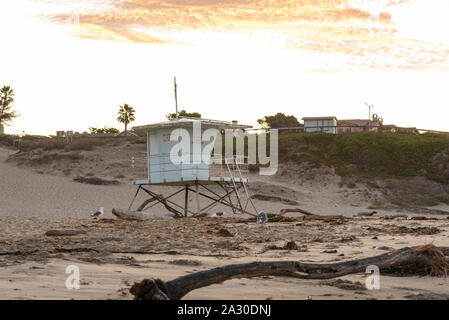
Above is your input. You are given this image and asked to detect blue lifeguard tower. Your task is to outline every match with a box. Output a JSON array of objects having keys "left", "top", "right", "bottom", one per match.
[
  {"left": 125, "top": 78, "right": 258, "bottom": 218},
  {"left": 127, "top": 118, "right": 258, "bottom": 218}
]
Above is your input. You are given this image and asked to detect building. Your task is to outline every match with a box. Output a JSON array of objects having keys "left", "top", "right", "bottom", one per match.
[
  {"left": 379, "top": 124, "right": 397, "bottom": 133},
  {"left": 337, "top": 114, "right": 383, "bottom": 133},
  {"left": 123, "top": 117, "right": 259, "bottom": 217},
  {"left": 302, "top": 117, "right": 337, "bottom": 134},
  {"left": 396, "top": 126, "right": 419, "bottom": 134}
]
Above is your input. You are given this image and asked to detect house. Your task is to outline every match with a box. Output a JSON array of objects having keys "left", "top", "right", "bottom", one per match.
[
  {"left": 379, "top": 124, "right": 397, "bottom": 133},
  {"left": 337, "top": 115, "right": 383, "bottom": 133},
  {"left": 396, "top": 126, "right": 419, "bottom": 134},
  {"left": 302, "top": 117, "right": 337, "bottom": 134}
]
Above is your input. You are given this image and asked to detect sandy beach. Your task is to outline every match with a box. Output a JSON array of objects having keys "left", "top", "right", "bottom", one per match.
[
  {"left": 1, "top": 215, "right": 449, "bottom": 300},
  {"left": 1, "top": 145, "right": 449, "bottom": 300}
]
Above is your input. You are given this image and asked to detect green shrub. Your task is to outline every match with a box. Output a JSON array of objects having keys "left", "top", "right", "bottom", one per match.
[{"left": 277, "top": 132, "right": 449, "bottom": 183}]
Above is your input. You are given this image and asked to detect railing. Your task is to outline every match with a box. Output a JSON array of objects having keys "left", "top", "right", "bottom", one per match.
[
  {"left": 124, "top": 153, "right": 250, "bottom": 182},
  {"left": 210, "top": 155, "right": 249, "bottom": 178}
]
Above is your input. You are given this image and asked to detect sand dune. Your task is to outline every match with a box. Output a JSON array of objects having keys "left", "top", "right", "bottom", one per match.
[
  {"left": 0, "top": 147, "right": 136, "bottom": 219},
  {"left": 2, "top": 145, "right": 448, "bottom": 220}
]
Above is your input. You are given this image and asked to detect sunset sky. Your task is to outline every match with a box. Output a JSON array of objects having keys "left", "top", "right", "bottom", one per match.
[{"left": 0, "top": 0, "right": 448, "bottom": 134}]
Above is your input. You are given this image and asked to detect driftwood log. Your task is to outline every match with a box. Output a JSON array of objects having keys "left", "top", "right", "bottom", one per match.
[
  {"left": 112, "top": 208, "right": 153, "bottom": 221},
  {"left": 45, "top": 230, "right": 87, "bottom": 237},
  {"left": 278, "top": 208, "right": 316, "bottom": 216},
  {"left": 130, "top": 244, "right": 449, "bottom": 300},
  {"left": 277, "top": 208, "right": 345, "bottom": 221}
]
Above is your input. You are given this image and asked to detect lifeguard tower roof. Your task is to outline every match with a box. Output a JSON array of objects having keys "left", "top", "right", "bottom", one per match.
[{"left": 133, "top": 117, "right": 252, "bottom": 131}]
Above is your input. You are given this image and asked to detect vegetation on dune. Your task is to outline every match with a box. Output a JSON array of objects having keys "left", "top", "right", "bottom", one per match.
[
  {"left": 88, "top": 126, "right": 120, "bottom": 134},
  {"left": 0, "top": 86, "right": 19, "bottom": 126},
  {"left": 277, "top": 131, "right": 449, "bottom": 183},
  {"left": 0, "top": 134, "right": 145, "bottom": 151},
  {"left": 1, "top": 130, "right": 448, "bottom": 186},
  {"left": 257, "top": 112, "right": 302, "bottom": 129},
  {"left": 166, "top": 110, "right": 202, "bottom": 120}
]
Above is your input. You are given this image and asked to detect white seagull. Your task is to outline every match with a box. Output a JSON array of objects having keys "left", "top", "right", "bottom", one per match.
[
  {"left": 211, "top": 212, "right": 224, "bottom": 217},
  {"left": 91, "top": 207, "right": 104, "bottom": 219}
]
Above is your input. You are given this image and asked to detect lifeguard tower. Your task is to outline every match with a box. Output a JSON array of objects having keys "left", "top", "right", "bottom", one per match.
[{"left": 126, "top": 79, "right": 258, "bottom": 218}]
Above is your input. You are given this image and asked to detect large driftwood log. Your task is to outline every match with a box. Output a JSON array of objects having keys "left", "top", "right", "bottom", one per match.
[
  {"left": 45, "top": 230, "right": 87, "bottom": 237},
  {"left": 278, "top": 208, "right": 316, "bottom": 216},
  {"left": 130, "top": 244, "right": 449, "bottom": 300},
  {"left": 112, "top": 208, "right": 153, "bottom": 221},
  {"left": 277, "top": 208, "right": 345, "bottom": 221}
]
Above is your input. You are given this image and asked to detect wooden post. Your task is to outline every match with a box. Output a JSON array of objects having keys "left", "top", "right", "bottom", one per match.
[
  {"left": 184, "top": 186, "right": 189, "bottom": 217},
  {"left": 195, "top": 182, "right": 200, "bottom": 215}
]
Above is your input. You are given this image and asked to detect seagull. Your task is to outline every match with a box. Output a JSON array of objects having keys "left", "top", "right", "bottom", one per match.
[
  {"left": 211, "top": 212, "right": 224, "bottom": 217},
  {"left": 257, "top": 211, "right": 268, "bottom": 224},
  {"left": 91, "top": 207, "right": 104, "bottom": 219}
]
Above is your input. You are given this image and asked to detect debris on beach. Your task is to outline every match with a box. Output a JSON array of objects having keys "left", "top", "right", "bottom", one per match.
[
  {"left": 129, "top": 244, "right": 449, "bottom": 300},
  {"left": 45, "top": 229, "right": 87, "bottom": 237}
]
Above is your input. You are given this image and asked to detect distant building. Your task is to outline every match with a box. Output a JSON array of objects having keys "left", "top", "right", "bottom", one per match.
[
  {"left": 337, "top": 114, "right": 383, "bottom": 133},
  {"left": 301, "top": 114, "right": 405, "bottom": 135},
  {"left": 302, "top": 117, "right": 337, "bottom": 134},
  {"left": 379, "top": 124, "right": 397, "bottom": 133},
  {"left": 396, "top": 126, "right": 419, "bottom": 134}
]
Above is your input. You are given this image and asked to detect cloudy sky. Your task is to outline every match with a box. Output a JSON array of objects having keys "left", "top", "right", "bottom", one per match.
[{"left": 0, "top": 0, "right": 448, "bottom": 134}]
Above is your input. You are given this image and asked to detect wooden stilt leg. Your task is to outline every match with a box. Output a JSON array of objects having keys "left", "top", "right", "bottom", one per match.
[
  {"left": 224, "top": 182, "right": 237, "bottom": 214},
  {"left": 128, "top": 185, "right": 142, "bottom": 210},
  {"left": 195, "top": 182, "right": 200, "bottom": 215},
  {"left": 184, "top": 186, "right": 189, "bottom": 217}
]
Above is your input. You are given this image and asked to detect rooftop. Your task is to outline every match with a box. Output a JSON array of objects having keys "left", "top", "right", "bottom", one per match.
[
  {"left": 134, "top": 117, "right": 252, "bottom": 131},
  {"left": 302, "top": 116, "right": 337, "bottom": 120}
]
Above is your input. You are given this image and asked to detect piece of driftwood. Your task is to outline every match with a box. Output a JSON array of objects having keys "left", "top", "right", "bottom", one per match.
[
  {"left": 130, "top": 244, "right": 449, "bottom": 300},
  {"left": 356, "top": 211, "right": 378, "bottom": 217},
  {"left": 45, "top": 230, "right": 87, "bottom": 237},
  {"left": 278, "top": 208, "right": 315, "bottom": 216},
  {"left": 277, "top": 208, "right": 345, "bottom": 221},
  {"left": 112, "top": 208, "right": 153, "bottom": 221}
]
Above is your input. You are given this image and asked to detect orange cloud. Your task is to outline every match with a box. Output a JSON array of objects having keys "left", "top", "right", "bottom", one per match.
[{"left": 34, "top": 0, "right": 449, "bottom": 71}]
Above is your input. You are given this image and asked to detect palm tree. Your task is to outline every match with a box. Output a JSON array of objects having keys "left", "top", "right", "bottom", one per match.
[
  {"left": 0, "top": 86, "right": 18, "bottom": 127},
  {"left": 117, "top": 104, "right": 136, "bottom": 136}
]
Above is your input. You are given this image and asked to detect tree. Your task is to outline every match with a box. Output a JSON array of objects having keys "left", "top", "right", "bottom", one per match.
[
  {"left": 117, "top": 104, "right": 136, "bottom": 135},
  {"left": 0, "top": 86, "right": 18, "bottom": 126},
  {"left": 257, "top": 112, "right": 301, "bottom": 129},
  {"left": 166, "top": 110, "right": 201, "bottom": 120}
]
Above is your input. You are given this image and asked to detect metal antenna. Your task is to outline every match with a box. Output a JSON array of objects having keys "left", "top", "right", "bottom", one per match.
[
  {"left": 365, "top": 102, "right": 373, "bottom": 121},
  {"left": 174, "top": 77, "right": 178, "bottom": 120},
  {"left": 365, "top": 102, "right": 373, "bottom": 129}
]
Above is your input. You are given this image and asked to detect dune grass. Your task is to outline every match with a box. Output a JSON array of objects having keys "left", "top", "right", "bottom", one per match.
[
  {"left": 277, "top": 131, "right": 449, "bottom": 183},
  {"left": 0, "top": 134, "right": 146, "bottom": 152}
]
